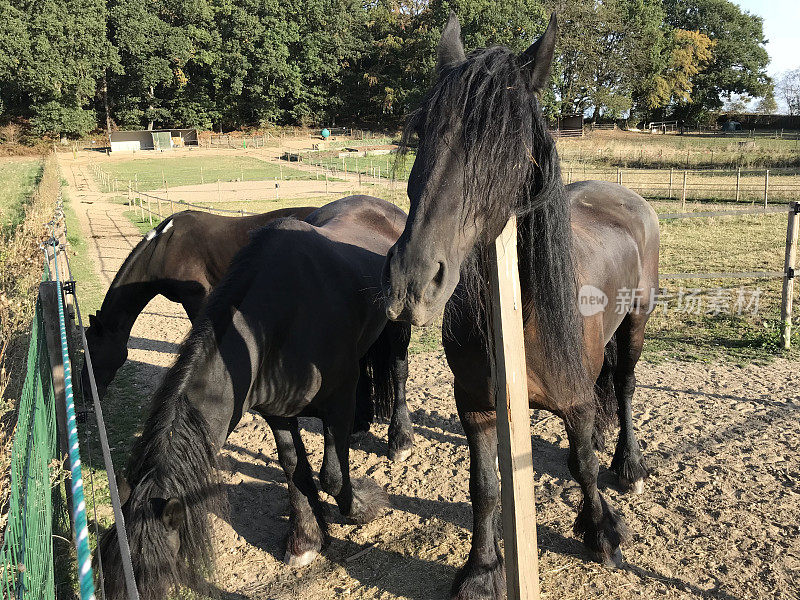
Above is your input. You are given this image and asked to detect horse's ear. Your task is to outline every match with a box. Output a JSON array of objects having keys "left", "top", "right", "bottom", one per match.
[
  {"left": 520, "top": 12, "right": 558, "bottom": 92},
  {"left": 116, "top": 473, "right": 131, "bottom": 505},
  {"left": 161, "top": 498, "right": 185, "bottom": 531},
  {"left": 437, "top": 11, "right": 466, "bottom": 74}
]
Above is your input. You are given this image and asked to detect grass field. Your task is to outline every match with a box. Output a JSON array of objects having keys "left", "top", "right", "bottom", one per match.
[
  {"left": 120, "top": 182, "right": 795, "bottom": 364},
  {"left": 93, "top": 155, "right": 317, "bottom": 193},
  {"left": 0, "top": 157, "right": 43, "bottom": 232},
  {"left": 304, "top": 131, "right": 800, "bottom": 203}
]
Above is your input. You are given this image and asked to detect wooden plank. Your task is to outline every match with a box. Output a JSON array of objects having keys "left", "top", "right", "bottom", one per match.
[
  {"left": 488, "top": 215, "right": 541, "bottom": 600},
  {"left": 781, "top": 202, "right": 799, "bottom": 349}
]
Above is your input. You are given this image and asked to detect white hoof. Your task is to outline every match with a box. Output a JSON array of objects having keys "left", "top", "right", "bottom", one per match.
[
  {"left": 284, "top": 549, "right": 318, "bottom": 567},
  {"left": 631, "top": 479, "right": 645, "bottom": 495},
  {"left": 390, "top": 447, "right": 413, "bottom": 462}
]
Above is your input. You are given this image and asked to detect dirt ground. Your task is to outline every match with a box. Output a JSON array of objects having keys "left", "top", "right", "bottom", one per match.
[{"left": 58, "top": 152, "right": 800, "bottom": 600}]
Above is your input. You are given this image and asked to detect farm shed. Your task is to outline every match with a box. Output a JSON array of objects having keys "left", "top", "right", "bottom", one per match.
[{"left": 109, "top": 129, "right": 199, "bottom": 152}]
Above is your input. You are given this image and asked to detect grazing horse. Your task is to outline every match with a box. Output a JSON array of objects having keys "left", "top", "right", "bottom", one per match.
[
  {"left": 382, "top": 14, "right": 659, "bottom": 599},
  {"left": 99, "top": 195, "right": 410, "bottom": 600},
  {"left": 81, "top": 206, "right": 415, "bottom": 459},
  {"left": 81, "top": 207, "right": 315, "bottom": 399}
]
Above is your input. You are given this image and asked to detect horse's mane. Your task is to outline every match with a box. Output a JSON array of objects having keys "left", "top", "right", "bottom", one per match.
[
  {"left": 402, "top": 45, "right": 590, "bottom": 404},
  {"left": 97, "top": 226, "right": 271, "bottom": 599}
]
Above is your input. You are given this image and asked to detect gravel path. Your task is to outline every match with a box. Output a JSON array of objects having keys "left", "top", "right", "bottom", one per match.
[{"left": 60, "top": 153, "right": 800, "bottom": 600}]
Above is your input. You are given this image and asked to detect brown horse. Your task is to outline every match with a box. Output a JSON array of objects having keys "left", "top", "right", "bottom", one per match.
[
  {"left": 382, "top": 13, "right": 659, "bottom": 599},
  {"left": 81, "top": 208, "right": 315, "bottom": 399}
]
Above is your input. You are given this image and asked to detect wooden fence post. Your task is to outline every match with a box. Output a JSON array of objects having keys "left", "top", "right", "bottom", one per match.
[
  {"left": 325, "top": 171, "right": 329, "bottom": 194},
  {"left": 616, "top": 167, "right": 621, "bottom": 185},
  {"left": 200, "top": 165, "right": 204, "bottom": 184},
  {"left": 275, "top": 177, "right": 279, "bottom": 200},
  {"left": 668, "top": 168, "right": 673, "bottom": 199},
  {"left": 681, "top": 170, "right": 688, "bottom": 211},
  {"left": 127, "top": 180, "right": 131, "bottom": 206},
  {"left": 782, "top": 202, "right": 799, "bottom": 349},
  {"left": 147, "top": 197, "right": 153, "bottom": 227},
  {"left": 489, "top": 215, "right": 541, "bottom": 600},
  {"left": 736, "top": 167, "right": 741, "bottom": 203},
  {"left": 39, "top": 281, "right": 75, "bottom": 534},
  {"left": 764, "top": 170, "right": 770, "bottom": 208}
]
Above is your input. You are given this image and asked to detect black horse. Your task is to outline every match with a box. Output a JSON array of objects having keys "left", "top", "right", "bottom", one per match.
[
  {"left": 82, "top": 206, "right": 415, "bottom": 460},
  {"left": 383, "top": 14, "right": 659, "bottom": 599},
  {"left": 81, "top": 207, "right": 314, "bottom": 399},
  {"left": 98, "top": 195, "right": 412, "bottom": 599}
]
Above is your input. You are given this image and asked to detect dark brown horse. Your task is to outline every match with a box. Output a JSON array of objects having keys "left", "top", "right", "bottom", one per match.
[
  {"left": 382, "top": 14, "right": 659, "bottom": 599},
  {"left": 81, "top": 208, "right": 315, "bottom": 399},
  {"left": 98, "top": 195, "right": 411, "bottom": 599},
  {"left": 81, "top": 207, "right": 415, "bottom": 459}
]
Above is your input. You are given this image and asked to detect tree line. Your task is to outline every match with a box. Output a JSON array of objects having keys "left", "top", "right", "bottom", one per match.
[{"left": 0, "top": 0, "right": 773, "bottom": 138}]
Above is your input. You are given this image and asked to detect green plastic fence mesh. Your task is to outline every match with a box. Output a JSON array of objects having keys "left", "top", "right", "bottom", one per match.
[{"left": 1, "top": 296, "right": 59, "bottom": 599}]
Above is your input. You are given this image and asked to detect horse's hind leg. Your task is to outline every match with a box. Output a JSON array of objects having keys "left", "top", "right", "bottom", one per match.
[
  {"left": 566, "top": 404, "right": 630, "bottom": 567},
  {"left": 266, "top": 416, "right": 327, "bottom": 567},
  {"left": 609, "top": 313, "right": 649, "bottom": 494},
  {"left": 387, "top": 321, "right": 413, "bottom": 462},
  {"left": 320, "top": 391, "right": 389, "bottom": 524},
  {"left": 450, "top": 399, "right": 505, "bottom": 600}
]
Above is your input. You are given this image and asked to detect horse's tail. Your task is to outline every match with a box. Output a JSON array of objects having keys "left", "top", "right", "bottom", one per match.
[
  {"left": 358, "top": 322, "right": 407, "bottom": 423},
  {"left": 593, "top": 333, "right": 619, "bottom": 447}
]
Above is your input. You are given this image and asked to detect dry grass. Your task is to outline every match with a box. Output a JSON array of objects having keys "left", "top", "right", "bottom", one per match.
[
  {"left": 557, "top": 130, "right": 800, "bottom": 170},
  {"left": 0, "top": 153, "right": 62, "bottom": 536}
]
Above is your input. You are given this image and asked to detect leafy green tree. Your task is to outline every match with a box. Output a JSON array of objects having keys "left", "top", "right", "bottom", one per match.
[
  {"left": 547, "top": 0, "right": 667, "bottom": 121},
  {"left": 108, "top": 0, "right": 214, "bottom": 129},
  {"left": 663, "top": 0, "right": 771, "bottom": 123},
  {"left": 0, "top": 0, "right": 117, "bottom": 136}
]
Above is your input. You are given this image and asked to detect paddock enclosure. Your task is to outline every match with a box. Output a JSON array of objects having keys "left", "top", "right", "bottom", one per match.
[{"left": 2, "top": 127, "right": 800, "bottom": 599}]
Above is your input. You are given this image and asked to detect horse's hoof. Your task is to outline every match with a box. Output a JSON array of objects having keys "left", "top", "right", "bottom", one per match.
[
  {"left": 388, "top": 446, "right": 412, "bottom": 462},
  {"left": 619, "top": 476, "right": 645, "bottom": 495},
  {"left": 350, "top": 429, "right": 369, "bottom": 443},
  {"left": 598, "top": 547, "right": 624, "bottom": 569},
  {"left": 284, "top": 549, "right": 318, "bottom": 567}
]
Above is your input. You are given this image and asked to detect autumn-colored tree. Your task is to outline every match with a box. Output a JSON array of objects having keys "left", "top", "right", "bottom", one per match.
[{"left": 646, "top": 29, "right": 714, "bottom": 109}]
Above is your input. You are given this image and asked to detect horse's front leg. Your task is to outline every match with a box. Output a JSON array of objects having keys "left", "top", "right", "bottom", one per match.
[
  {"left": 387, "top": 321, "right": 414, "bottom": 462},
  {"left": 566, "top": 405, "right": 630, "bottom": 567},
  {"left": 319, "top": 388, "right": 389, "bottom": 523},
  {"left": 451, "top": 404, "right": 505, "bottom": 600},
  {"left": 266, "top": 416, "right": 327, "bottom": 567}
]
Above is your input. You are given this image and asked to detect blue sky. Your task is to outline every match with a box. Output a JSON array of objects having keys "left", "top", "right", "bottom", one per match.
[{"left": 734, "top": 1, "right": 799, "bottom": 76}]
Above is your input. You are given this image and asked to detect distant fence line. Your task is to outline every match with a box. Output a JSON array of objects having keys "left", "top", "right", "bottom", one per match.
[{"left": 90, "top": 155, "right": 800, "bottom": 209}]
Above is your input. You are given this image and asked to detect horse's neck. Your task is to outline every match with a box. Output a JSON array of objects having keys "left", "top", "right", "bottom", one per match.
[{"left": 98, "top": 267, "right": 158, "bottom": 338}]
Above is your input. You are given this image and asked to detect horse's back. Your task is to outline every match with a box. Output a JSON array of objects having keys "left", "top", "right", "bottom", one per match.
[{"left": 304, "top": 195, "right": 407, "bottom": 254}]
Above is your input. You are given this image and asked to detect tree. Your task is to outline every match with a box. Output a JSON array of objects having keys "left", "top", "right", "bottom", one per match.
[
  {"left": 644, "top": 28, "right": 714, "bottom": 112},
  {"left": 547, "top": 0, "right": 667, "bottom": 121},
  {"left": 776, "top": 69, "right": 800, "bottom": 116},
  {"left": 663, "top": 0, "right": 771, "bottom": 123},
  {"left": 0, "top": 0, "right": 117, "bottom": 137},
  {"left": 108, "top": 0, "right": 214, "bottom": 130},
  {"left": 340, "top": 0, "right": 549, "bottom": 125},
  {"left": 755, "top": 91, "right": 778, "bottom": 115}
]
